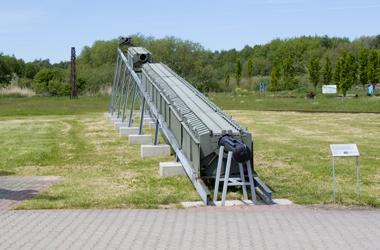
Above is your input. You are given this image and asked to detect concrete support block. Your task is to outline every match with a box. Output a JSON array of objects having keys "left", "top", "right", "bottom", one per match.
[
  {"left": 159, "top": 162, "right": 187, "bottom": 177},
  {"left": 143, "top": 117, "right": 155, "bottom": 125},
  {"left": 149, "top": 122, "right": 156, "bottom": 129},
  {"left": 114, "top": 122, "right": 129, "bottom": 130},
  {"left": 141, "top": 145, "right": 170, "bottom": 158},
  {"left": 120, "top": 127, "right": 139, "bottom": 136},
  {"left": 149, "top": 122, "right": 163, "bottom": 136},
  {"left": 105, "top": 114, "right": 117, "bottom": 120},
  {"left": 110, "top": 118, "right": 123, "bottom": 124},
  {"left": 129, "top": 134, "right": 152, "bottom": 144},
  {"left": 104, "top": 112, "right": 110, "bottom": 118}
]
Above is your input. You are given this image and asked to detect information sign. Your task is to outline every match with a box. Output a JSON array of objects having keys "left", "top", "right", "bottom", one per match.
[
  {"left": 322, "top": 85, "right": 337, "bottom": 94},
  {"left": 330, "top": 144, "right": 359, "bottom": 157},
  {"left": 329, "top": 144, "right": 360, "bottom": 203}
]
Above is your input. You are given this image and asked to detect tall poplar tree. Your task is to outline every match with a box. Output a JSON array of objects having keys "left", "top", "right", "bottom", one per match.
[
  {"left": 358, "top": 47, "right": 369, "bottom": 90},
  {"left": 338, "top": 49, "right": 356, "bottom": 96},
  {"left": 270, "top": 57, "right": 281, "bottom": 95},
  {"left": 333, "top": 56, "right": 343, "bottom": 86},
  {"left": 321, "top": 54, "right": 332, "bottom": 85},
  {"left": 282, "top": 56, "right": 296, "bottom": 90},
  {"left": 224, "top": 66, "right": 230, "bottom": 89},
  {"left": 368, "top": 47, "right": 379, "bottom": 85},
  {"left": 308, "top": 55, "right": 320, "bottom": 91},
  {"left": 234, "top": 58, "right": 242, "bottom": 87},
  {"left": 247, "top": 59, "right": 253, "bottom": 78}
]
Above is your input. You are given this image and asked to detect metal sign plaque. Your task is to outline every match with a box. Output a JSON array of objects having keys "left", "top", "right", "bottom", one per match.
[
  {"left": 330, "top": 144, "right": 359, "bottom": 157},
  {"left": 322, "top": 85, "right": 337, "bottom": 94}
]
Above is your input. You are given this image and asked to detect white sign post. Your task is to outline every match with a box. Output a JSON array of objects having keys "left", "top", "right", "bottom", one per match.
[{"left": 330, "top": 144, "right": 360, "bottom": 203}]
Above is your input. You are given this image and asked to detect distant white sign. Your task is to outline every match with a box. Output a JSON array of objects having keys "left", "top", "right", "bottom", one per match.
[
  {"left": 322, "top": 85, "right": 337, "bottom": 94},
  {"left": 330, "top": 144, "right": 359, "bottom": 157}
]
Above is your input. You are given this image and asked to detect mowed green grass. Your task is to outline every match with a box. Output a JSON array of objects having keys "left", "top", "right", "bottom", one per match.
[
  {"left": 0, "top": 112, "right": 200, "bottom": 209},
  {"left": 227, "top": 110, "right": 380, "bottom": 207},
  {"left": 208, "top": 91, "right": 380, "bottom": 113},
  {"left": 1, "top": 95, "right": 379, "bottom": 208}
]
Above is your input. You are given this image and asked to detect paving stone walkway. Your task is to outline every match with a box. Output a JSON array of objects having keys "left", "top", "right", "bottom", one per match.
[
  {"left": 0, "top": 176, "right": 64, "bottom": 210},
  {"left": 1, "top": 176, "right": 380, "bottom": 249}
]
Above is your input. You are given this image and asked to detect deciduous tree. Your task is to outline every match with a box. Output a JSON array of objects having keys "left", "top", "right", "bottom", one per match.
[
  {"left": 308, "top": 55, "right": 320, "bottom": 91},
  {"left": 367, "top": 47, "right": 379, "bottom": 85},
  {"left": 224, "top": 66, "right": 230, "bottom": 89},
  {"left": 282, "top": 56, "right": 296, "bottom": 90},
  {"left": 270, "top": 57, "right": 281, "bottom": 95},
  {"left": 333, "top": 56, "right": 343, "bottom": 86},
  {"left": 321, "top": 54, "right": 332, "bottom": 85},
  {"left": 247, "top": 59, "right": 253, "bottom": 78},
  {"left": 358, "top": 47, "right": 369, "bottom": 90},
  {"left": 337, "top": 49, "right": 357, "bottom": 96},
  {"left": 234, "top": 58, "right": 242, "bottom": 87}
]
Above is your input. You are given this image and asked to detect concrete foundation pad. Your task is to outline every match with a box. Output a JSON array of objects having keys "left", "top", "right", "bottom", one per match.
[
  {"left": 135, "top": 113, "right": 151, "bottom": 117},
  {"left": 273, "top": 199, "right": 293, "bottom": 205},
  {"left": 143, "top": 118, "right": 155, "bottom": 125},
  {"left": 149, "top": 122, "right": 157, "bottom": 129},
  {"left": 181, "top": 201, "right": 206, "bottom": 208},
  {"left": 159, "top": 162, "right": 187, "bottom": 177},
  {"left": 149, "top": 122, "right": 163, "bottom": 136},
  {"left": 120, "top": 127, "right": 139, "bottom": 136},
  {"left": 105, "top": 114, "right": 117, "bottom": 120},
  {"left": 129, "top": 134, "right": 152, "bottom": 144},
  {"left": 141, "top": 145, "right": 170, "bottom": 158},
  {"left": 114, "top": 122, "right": 129, "bottom": 130},
  {"left": 211, "top": 199, "right": 293, "bottom": 206},
  {"left": 110, "top": 118, "right": 123, "bottom": 124}
]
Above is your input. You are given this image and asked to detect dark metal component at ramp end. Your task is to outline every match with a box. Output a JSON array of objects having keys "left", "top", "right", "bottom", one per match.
[
  {"left": 219, "top": 135, "right": 251, "bottom": 163},
  {"left": 118, "top": 36, "right": 133, "bottom": 46},
  {"left": 197, "top": 178, "right": 211, "bottom": 205},
  {"left": 254, "top": 177, "right": 273, "bottom": 204}
]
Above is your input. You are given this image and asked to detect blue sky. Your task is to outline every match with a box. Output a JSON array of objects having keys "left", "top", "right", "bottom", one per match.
[{"left": 1, "top": 0, "right": 379, "bottom": 63}]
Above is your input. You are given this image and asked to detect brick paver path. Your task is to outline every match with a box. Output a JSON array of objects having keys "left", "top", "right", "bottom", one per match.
[{"left": 1, "top": 176, "right": 380, "bottom": 249}]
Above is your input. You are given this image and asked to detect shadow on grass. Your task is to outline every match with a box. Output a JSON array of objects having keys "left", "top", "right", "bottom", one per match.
[{"left": 0, "top": 171, "right": 15, "bottom": 176}]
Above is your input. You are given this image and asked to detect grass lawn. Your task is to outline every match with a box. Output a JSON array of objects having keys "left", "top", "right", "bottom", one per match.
[
  {"left": 227, "top": 110, "right": 380, "bottom": 207},
  {"left": 0, "top": 94, "right": 379, "bottom": 209},
  {"left": 208, "top": 90, "right": 380, "bottom": 113}
]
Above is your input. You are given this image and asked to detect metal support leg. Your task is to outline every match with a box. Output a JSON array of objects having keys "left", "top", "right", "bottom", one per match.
[
  {"left": 121, "top": 74, "right": 131, "bottom": 123},
  {"left": 139, "top": 98, "right": 146, "bottom": 135},
  {"left": 154, "top": 119, "right": 159, "bottom": 145},
  {"left": 246, "top": 160, "right": 257, "bottom": 204},
  {"left": 356, "top": 156, "right": 360, "bottom": 201},
  {"left": 116, "top": 65, "right": 127, "bottom": 118},
  {"left": 128, "top": 82, "right": 137, "bottom": 127},
  {"left": 332, "top": 156, "right": 336, "bottom": 203},
  {"left": 213, "top": 146, "right": 225, "bottom": 201},
  {"left": 221, "top": 152, "right": 233, "bottom": 206},
  {"left": 110, "top": 54, "right": 121, "bottom": 114},
  {"left": 214, "top": 147, "right": 257, "bottom": 206},
  {"left": 238, "top": 163, "right": 248, "bottom": 200}
]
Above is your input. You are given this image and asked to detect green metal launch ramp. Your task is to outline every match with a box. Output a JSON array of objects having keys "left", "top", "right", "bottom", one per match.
[{"left": 109, "top": 37, "right": 272, "bottom": 205}]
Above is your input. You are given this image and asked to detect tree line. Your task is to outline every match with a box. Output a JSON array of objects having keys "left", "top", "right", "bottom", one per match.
[{"left": 1, "top": 34, "right": 380, "bottom": 96}]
